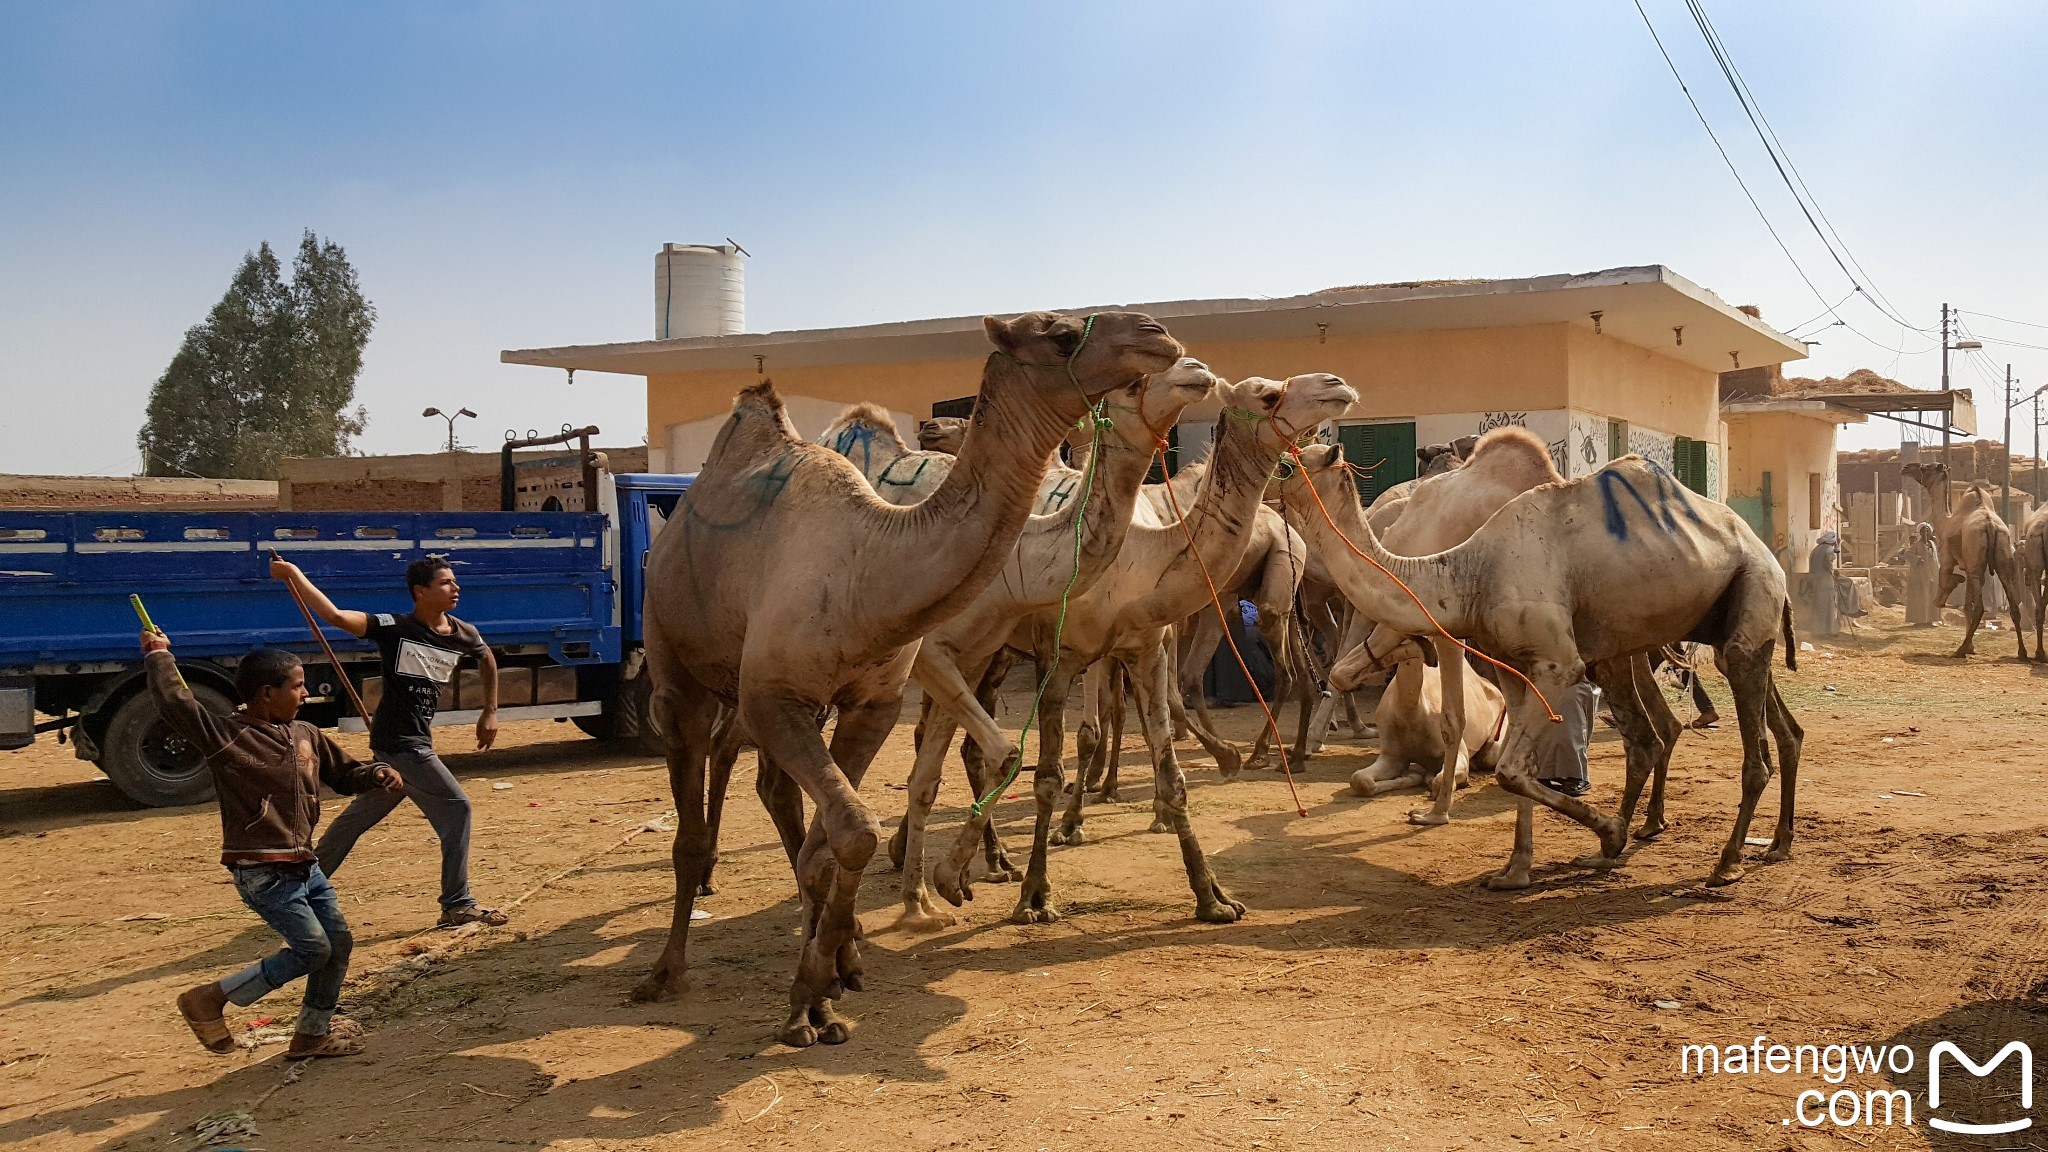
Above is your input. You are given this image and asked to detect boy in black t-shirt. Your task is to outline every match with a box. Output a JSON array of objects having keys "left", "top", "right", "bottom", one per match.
[{"left": 270, "top": 556, "right": 509, "bottom": 928}]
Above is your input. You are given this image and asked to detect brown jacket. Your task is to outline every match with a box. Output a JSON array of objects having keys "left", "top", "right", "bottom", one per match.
[{"left": 144, "top": 652, "right": 387, "bottom": 866}]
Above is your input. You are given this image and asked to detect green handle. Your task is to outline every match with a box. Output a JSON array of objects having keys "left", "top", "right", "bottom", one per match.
[{"left": 130, "top": 594, "right": 161, "bottom": 635}]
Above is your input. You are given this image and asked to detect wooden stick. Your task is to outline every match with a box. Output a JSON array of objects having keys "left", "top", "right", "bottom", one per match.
[{"left": 269, "top": 549, "right": 371, "bottom": 722}]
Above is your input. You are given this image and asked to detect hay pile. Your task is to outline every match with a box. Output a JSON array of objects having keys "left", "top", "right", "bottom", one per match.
[{"left": 1780, "top": 368, "right": 1916, "bottom": 398}]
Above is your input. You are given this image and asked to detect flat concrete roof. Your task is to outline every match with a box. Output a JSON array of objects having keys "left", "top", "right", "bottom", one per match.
[
  {"left": 1720, "top": 398, "right": 1869, "bottom": 424},
  {"left": 502, "top": 264, "right": 1810, "bottom": 378}
]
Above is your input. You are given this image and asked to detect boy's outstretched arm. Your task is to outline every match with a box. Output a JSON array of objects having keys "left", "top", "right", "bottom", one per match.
[{"left": 269, "top": 558, "right": 370, "bottom": 637}]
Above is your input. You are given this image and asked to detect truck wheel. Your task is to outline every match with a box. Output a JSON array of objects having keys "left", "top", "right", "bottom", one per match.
[
  {"left": 573, "top": 673, "right": 663, "bottom": 755},
  {"left": 100, "top": 685, "right": 232, "bottom": 807}
]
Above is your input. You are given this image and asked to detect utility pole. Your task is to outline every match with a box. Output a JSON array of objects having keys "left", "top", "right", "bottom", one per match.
[
  {"left": 2004, "top": 364, "right": 2015, "bottom": 524},
  {"left": 1941, "top": 302, "right": 1952, "bottom": 474},
  {"left": 2036, "top": 390, "right": 2044, "bottom": 506}
]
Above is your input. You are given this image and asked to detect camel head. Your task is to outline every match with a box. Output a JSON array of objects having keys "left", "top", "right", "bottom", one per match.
[
  {"left": 1278, "top": 440, "right": 1365, "bottom": 514},
  {"left": 1219, "top": 374, "right": 1358, "bottom": 452},
  {"left": 918, "top": 416, "right": 968, "bottom": 454},
  {"left": 1900, "top": 461, "right": 1949, "bottom": 490},
  {"left": 1096, "top": 357, "right": 1222, "bottom": 449},
  {"left": 981, "top": 310, "right": 1183, "bottom": 399}
]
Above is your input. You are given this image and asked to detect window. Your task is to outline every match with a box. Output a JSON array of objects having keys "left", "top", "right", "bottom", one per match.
[
  {"left": 1335, "top": 421, "right": 1418, "bottom": 504},
  {"left": 930, "top": 396, "right": 975, "bottom": 420},
  {"left": 1808, "top": 473, "right": 1824, "bottom": 531},
  {"left": 1672, "top": 437, "right": 1711, "bottom": 494},
  {"left": 1608, "top": 419, "right": 1631, "bottom": 462}
]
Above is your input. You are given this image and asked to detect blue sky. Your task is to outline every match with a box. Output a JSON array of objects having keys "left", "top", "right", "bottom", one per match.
[{"left": 4, "top": 1, "right": 2046, "bottom": 474}]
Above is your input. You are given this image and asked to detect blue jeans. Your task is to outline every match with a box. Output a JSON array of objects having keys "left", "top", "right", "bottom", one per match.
[{"left": 219, "top": 861, "right": 352, "bottom": 1037}]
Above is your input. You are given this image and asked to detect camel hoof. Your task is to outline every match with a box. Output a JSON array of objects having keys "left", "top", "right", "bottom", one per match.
[
  {"left": 1147, "top": 818, "right": 1172, "bottom": 834},
  {"left": 1011, "top": 903, "right": 1061, "bottom": 926},
  {"left": 1705, "top": 865, "right": 1745, "bottom": 887},
  {"left": 1214, "top": 748, "right": 1244, "bottom": 779},
  {"left": 1050, "top": 824, "right": 1084, "bottom": 847},
  {"left": 778, "top": 1022, "right": 820, "bottom": 1049},
  {"left": 1406, "top": 810, "right": 1449, "bottom": 827},
  {"left": 629, "top": 972, "right": 682, "bottom": 1003},
  {"left": 1571, "top": 853, "right": 1627, "bottom": 870},
  {"left": 982, "top": 862, "right": 1022, "bottom": 884},
  {"left": 1595, "top": 818, "right": 1629, "bottom": 861},
  {"left": 1243, "top": 754, "right": 1271, "bottom": 773},
  {"left": 1633, "top": 821, "right": 1667, "bottom": 842},
  {"left": 1762, "top": 843, "right": 1793, "bottom": 863},
  {"left": 1481, "top": 871, "right": 1532, "bottom": 892},
  {"left": 1095, "top": 789, "right": 1121, "bottom": 804},
  {"left": 885, "top": 826, "right": 907, "bottom": 872},
  {"left": 932, "top": 868, "right": 973, "bottom": 908},
  {"left": 1196, "top": 890, "right": 1246, "bottom": 923}
]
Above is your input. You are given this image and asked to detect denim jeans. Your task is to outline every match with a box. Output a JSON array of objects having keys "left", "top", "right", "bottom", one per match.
[
  {"left": 316, "top": 747, "right": 475, "bottom": 911},
  {"left": 219, "top": 861, "right": 351, "bottom": 1037}
]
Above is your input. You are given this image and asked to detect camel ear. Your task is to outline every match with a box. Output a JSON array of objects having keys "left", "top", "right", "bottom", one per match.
[
  {"left": 1300, "top": 442, "right": 1339, "bottom": 469},
  {"left": 982, "top": 315, "right": 1016, "bottom": 351}
]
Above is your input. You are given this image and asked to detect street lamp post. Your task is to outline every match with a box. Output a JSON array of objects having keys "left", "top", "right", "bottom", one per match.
[
  {"left": 1938, "top": 302, "right": 1984, "bottom": 478},
  {"left": 423, "top": 407, "right": 478, "bottom": 453},
  {"left": 2004, "top": 372, "right": 2048, "bottom": 524}
]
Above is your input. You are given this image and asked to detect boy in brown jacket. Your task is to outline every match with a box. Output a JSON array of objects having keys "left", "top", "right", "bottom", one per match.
[{"left": 145, "top": 630, "right": 402, "bottom": 1059}]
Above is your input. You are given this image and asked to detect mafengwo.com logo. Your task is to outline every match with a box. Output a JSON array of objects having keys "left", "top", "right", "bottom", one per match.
[{"left": 1680, "top": 1035, "right": 2031, "bottom": 1134}]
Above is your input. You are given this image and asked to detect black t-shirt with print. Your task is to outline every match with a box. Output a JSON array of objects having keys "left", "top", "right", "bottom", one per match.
[{"left": 364, "top": 612, "right": 489, "bottom": 753}]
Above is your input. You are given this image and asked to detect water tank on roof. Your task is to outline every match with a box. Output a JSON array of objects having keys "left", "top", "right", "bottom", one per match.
[{"left": 654, "top": 242, "right": 745, "bottom": 339}]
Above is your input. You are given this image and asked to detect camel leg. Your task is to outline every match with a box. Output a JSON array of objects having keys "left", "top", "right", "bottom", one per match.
[
  {"left": 1013, "top": 658, "right": 1079, "bottom": 923},
  {"left": 1080, "top": 661, "right": 1120, "bottom": 794},
  {"left": 755, "top": 752, "right": 806, "bottom": 877},
  {"left": 741, "top": 693, "right": 882, "bottom": 1048},
  {"left": 1290, "top": 616, "right": 1318, "bottom": 765},
  {"left": 1408, "top": 641, "right": 1467, "bottom": 827},
  {"left": 1072, "top": 661, "right": 1106, "bottom": 796},
  {"left": 699, "top": 705, "right": 743, "bottom": 896},
  {"left": 1761, "top": 677, "right": 1803, "bottom": 862},
  {"left": 1098, "top": 660, "right": 1127, "bottom": 802},
  {"left": 888, "top": 695, "right": 939, "bottom": 872},
  {"left": 1350, "top": 755, "right": 1425, "bottom": 797},
  {"left": 1994, "top": 548, "right": 2031, "bottom": 661},
  {"left": 1484, "top": 667, "right": 1627, "bottom": 890},
  {"left": 1952, "top": 571, "right": 1983, "bottom": 657},
  {"left": 960, "top": 651, "right": 1020, "bottom": 880},
  {"left": 1706, "top": 644, "right": 1778, "bottom": 887},
  {"left": 1123, "top": 640, "right": 1245, "bottom": 922},
  {"left": 1057, "top": 658, "right": 1115, "bottom": 845},
  {"left": 889, "top": 702, "right": 964, "bottom": 932},
  {"left": 1579, "top": 655, "right": 1678, "bottom": 863},
  {"left": 632, "top": 670, "right": 721, "bottom": 1004}
]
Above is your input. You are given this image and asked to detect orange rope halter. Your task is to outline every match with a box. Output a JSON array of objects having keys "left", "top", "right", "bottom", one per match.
[
  {"left": 1156, "top": 440, "right": 1308, "bottom": 818},
  {"left": 1282, "top": 442, "right": 1561, "bottom": 724}
]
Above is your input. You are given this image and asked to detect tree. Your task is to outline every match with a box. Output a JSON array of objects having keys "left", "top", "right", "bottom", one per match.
[{"left": 137, "top": 232, "right": 374, "bottom": 479}]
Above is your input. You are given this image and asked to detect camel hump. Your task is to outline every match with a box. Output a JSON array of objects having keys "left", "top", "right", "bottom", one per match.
[
  {"left": 816, "top": 402, "right": 909, "bottom": 455},
  {"left": 1467, "top": 426, "right": 1561, "bottom": 483}
]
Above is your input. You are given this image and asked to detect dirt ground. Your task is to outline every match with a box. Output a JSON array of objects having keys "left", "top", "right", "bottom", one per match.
[{"left": 4, "top": 606, "right": 2048, "bottom": 1151}]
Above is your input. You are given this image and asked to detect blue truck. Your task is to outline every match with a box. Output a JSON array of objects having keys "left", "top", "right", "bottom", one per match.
[{"left": 0, "top": 454, "right": 691, "bottom": 807}]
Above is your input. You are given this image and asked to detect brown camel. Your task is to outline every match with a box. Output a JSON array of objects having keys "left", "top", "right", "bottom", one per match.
[
  {"left": 637, "top": 311, "right": 1182, "bottom": 1046},
  {"left": 932, "top": 374, "right": 1360, "bottom": 924},
  {"left": 919, "top": 416, "right": 969, "bottom": 454},
  {"left": 1280, "top": 445, "right": 1801, "bottom": 890},
  {"left": 2025, "top": 505, "right": 2048, "bottom": 661},
  {"left": 885, "top": 358, "right": 1223, "bottom": 930},
  {"left": 1900, "top": 461, "right": 2030, "bottom": 659}
]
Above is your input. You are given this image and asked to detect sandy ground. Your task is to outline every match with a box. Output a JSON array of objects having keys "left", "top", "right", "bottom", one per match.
[{"left": 3, "top": 606, "right": 2047, "bottom": 1151}]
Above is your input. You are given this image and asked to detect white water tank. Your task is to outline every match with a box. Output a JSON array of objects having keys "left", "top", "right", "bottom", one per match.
[{"left": 654, "top": 242, "right": 745, "bottom": 339}]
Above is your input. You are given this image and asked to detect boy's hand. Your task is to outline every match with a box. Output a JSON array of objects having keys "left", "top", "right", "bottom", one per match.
[
  {"left": 475, "top": 709, "right": 498, "bottom": 752},
  {"left": 370, "top": 765, "right": 405, "bottom": 792},
  {"left": 140, "top": 629, "right": 170, "bottom": 655},
  {"left": 268, "top": 557, "right": 302, "bottom": 583}
]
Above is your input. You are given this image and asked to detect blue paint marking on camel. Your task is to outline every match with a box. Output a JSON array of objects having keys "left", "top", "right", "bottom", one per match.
[
  {"left": 1597, "top": 461, "right": 1705, "bottom": 543},
  {"left": 832, "top": 422, "right": 878, "bottom": 476}
]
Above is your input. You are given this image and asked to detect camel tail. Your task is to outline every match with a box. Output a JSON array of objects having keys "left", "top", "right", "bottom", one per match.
[{"left": 1782, "top": 598, "right": 1797, "bottom": 671}]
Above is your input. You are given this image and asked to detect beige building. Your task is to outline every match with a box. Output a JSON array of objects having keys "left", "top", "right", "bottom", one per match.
[
  {"left": 1719, "top": 399, "right": 1865, "bottom": 570},
  {"left": 503, "top": 258, "right": 1808, "bottom": 503}
]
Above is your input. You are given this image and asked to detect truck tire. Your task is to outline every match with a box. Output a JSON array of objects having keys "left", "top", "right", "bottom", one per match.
[
  {"left": 573, "top": 672, "right": 663, "bottom": 756},
  {"left": 100, "top": 684, "right": 232, "bottom": 807}
]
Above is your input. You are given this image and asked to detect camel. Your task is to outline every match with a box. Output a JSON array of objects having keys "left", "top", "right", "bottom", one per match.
[
  {"left": 1314, "top": 428, "right": 1564, "bottom": 823},
  {"left": 919, "top": 416, "right": 969, "bottom": 454},
  {"left": 637, "top": 310, "right": 1182, "bottom": 1046},
  {"left": 2025, "top": 506, "right": 2048, "bottom": 661},
  {"left": 1347, "top": 651, "right": 1506, "bottom": 798},
  {"left": 1899, "top": 461, "right": 2030, "bottom": 659},
  {"left": 815, "top": 404, "right": 959, "bottom": 505},
  {"left": 1279, "top": 444, "right": 1801, "bottom": 890},
  {"left": 932, "top": 374, "right": 1361, "bottom": 924},
  {"left": 883, "top": 357, "right": 1223, "bottom": 930}
]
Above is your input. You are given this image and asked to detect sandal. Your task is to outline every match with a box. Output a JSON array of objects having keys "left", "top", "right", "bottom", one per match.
[
  {"left": 284, "top": 1033, "right": 363, "bottom": 1060},
  {"left": 177, "top": 988, "right": 236, "bottom": 1054},
  {"left": 437, "top": 904, "right": 509, "bottom": 928}
]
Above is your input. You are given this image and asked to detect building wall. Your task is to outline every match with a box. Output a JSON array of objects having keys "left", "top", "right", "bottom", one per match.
[
  {"left": 1723, "top": 410, "right": 1839, "bottom": 571},
  {"left": 1564, "top": 324, "right": 1721, "bottom": 445}
]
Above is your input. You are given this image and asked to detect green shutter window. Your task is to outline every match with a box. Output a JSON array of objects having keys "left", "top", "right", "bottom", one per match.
[
  {"left": 1672, "top": 437, "right": 1711, "bottom": 495},
  {"left": 1335, "top": 422, "right": 1418, "bottom": 505}
]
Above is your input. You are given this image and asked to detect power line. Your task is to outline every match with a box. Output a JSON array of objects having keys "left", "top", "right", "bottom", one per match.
[
  {"left": 1681, "top": 0, "right": 1930, "bottom": 335},
  {"left": 1959, "top": 308, "right": 2048, "bottom": 333}
]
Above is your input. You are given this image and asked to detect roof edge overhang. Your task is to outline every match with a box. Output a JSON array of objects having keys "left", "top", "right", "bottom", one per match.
[{"left": 502, "top": 264, "right": 1809, "bottom": 379}]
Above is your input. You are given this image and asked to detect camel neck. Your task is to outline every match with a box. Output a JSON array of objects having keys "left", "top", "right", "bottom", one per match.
[
  {"left": 873, "top": 354, "right": 1099, "bottom": 627},
  {"left": 1284, "top": 473, "right": 1470, "bottom": 639},
  {"left": 1015, "top": 425, "right": 1156, "bottom": 602},
  {"left": 1159, "top": 411, "right": 1279, "bottom": 593}
]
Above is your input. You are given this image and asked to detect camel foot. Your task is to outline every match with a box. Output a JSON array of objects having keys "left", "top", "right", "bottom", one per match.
[
  {"left": 1214, "top": 746, "right": 1244, "bottom": 779},
  {"left": 1571, "top": 852, "right": 1627, "bottom": 870},
  {"left": 1195, "top": 883, "right": 1246, "bottom": 924},
  {"left": 981, "top": 855, "right": 1023, "bottom": 884},
  {"left": 1147, "top": 818, "right": 1172, "bottom": 834},
  {"left": 885, "top": 823, "right": 907, "bottom": 872},
  {"left": 1406, "top": 809, "right": 1449, "bottom": 827},
  {"left": 1633, "top": 819, "right": 1668, "bottom": 842},
  {"left": 1762, "top": 836, "right": 1793, "bottom": 863},
  {"left": 1010, "top": 883, "right": 1060, "bottom": 925},
  {"left": 835, "top": 938, "right": 864, "bottom": 993},
  {"left": 1705, "top": 863, "right": 1746, "bottom": 887},
  {"left": 1952, "top": 644, "right": 1975, "bottom": 658},
  {"left": 1095, "top": 787, "right": 1121, "bottom": 804},
  {"left": 1481, "top": 870, "right": 1532, "bottom": 891},
  {"left": 933, "top": 863, "right": 972, "bottom": 908},
  {"left": 630, "top": 969, "right": 684, "bottom": 1003},
  {"left": 777, "top": 1015, "right": 819, "bottom": 1049},
  {"left": 883, "top": 898, "right": 956, "bottom": 934},
  {"left": 1243, "top": 752, "right": 1271, "bottom": 773},
  {"left": 810, "top": 1001, "right": 853, "bottom": 1045},
  {"left": 1050, "top": 823, "right": 1084, "bottom": 847},
  {"left": 1594, "top": 817, "right": 1629, "bottom": 861}
]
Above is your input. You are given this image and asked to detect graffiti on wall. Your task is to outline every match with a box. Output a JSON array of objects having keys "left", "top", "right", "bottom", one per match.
[
  {"left": 1627, "top": 426, "right": 1676, "bottom": 472},
  {"left": 1567, "top": 412, "right": 1607, "bottom": 479},
  {"left": 1476, "top": 411, "right": 1529, "bottom": 434}
]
